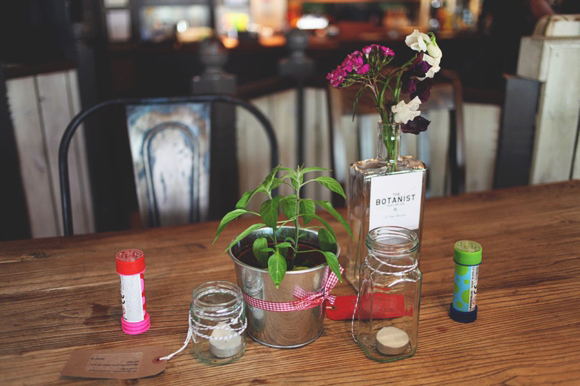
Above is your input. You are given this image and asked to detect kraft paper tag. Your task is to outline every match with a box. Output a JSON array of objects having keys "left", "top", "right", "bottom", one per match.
[{"left": 61, "top": 346, "right": 169, "bottom": 380}]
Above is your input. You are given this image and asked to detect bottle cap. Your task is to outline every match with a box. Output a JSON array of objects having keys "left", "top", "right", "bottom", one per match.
[
  {"left": 116, "top": 249, "right": 146, "bottom": 275},
  {"left": 449, "top": 304, "right": 478, "bottom": 323},
  {"left": 121, "top": 314, "right": 150, "bottom": 334},
  {"left": 453, "top": 240, "right": 482, "bottom": 266}
]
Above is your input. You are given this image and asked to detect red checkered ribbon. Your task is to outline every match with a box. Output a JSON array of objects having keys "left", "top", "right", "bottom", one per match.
[{"left": 242, "top": 266, "right": 344, "bottom": 312}]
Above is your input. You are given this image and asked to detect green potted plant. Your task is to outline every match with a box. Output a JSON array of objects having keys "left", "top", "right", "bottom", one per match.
[{"left": 214, "top": 165, "right": 352, "bottom": 348}]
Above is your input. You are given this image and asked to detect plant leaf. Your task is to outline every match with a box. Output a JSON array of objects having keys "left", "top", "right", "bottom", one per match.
[
  {"left": 235, "top": 190, "right": 253, "bottom": 209},
  {"left": 316, "top": 201, "right": 354, "bottom": 239},
  {"left": 291, "top": 175, "right": 300, "bottom": 191},
  {"left": 271, "top": 178, "right": 283, "bottom": 190},
  {"left": 214, "top": 209, "right": 251, "bottom": 243},
  {"left": 312, "top": 214, "right": 336, "bottom": 241},
  {"left": 301, "top": 167, "right": 329, "bottom": 175},
  {"left": 236, "top": 185, "right": 266, "bottom": 209},
  {"left": 300, "top": 199, "right": 316, "bottom": 224},
  {"left": 224, "top": 223, "right": 265, "bottom": 253},
  {"left": 318, "top": 228, "right": 336, "bottom": 252},
  {"left": 260, "top": 196, "right": 282, "bottom": 229},
  {"left": 280, "top": 195, "right": 297, "bottom": 219},
  {"left": 253, "top": 237, "right": 270, "bottom": 268},
  {"left": 322, "top": 251, "right": 342, "bottom": 282},
  {"left": 276, "top": 241, "right": 293, "bottom": 249},
  {"left": 268, "top": 250, "right": 287, "bottom": 289},
  {"left": 276, "top": 241, "right": 291, "bottom": 261},
  {"left": 261, "top": 166, "right": 280, "bottom": 192},
  {"left": 311, "top": 176, "right": 346, "bottom": 199}
]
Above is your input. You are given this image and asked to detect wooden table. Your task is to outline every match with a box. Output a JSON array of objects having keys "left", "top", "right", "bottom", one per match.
[{"left": 1, "top": 181, "right": 580, "bottom": 384}]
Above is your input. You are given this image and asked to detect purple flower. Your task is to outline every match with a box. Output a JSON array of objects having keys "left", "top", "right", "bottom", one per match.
[
  {"left": 408, "top": 59, "right": 431, "bottom": 78},
  {"left": 327, "top": 66, "right": 348, "bottom": 88},
  {"left": 363, "top": 44, "right": 395, "bottom": 58},
  {"left": 362, "top": 44, "right": 380, "bottom": 55},
  {"left": 342, "top": 51, "right": 364, "bottom": 73},
  {"left": 411, "top": 78, "right": 433, "bottom": 102},
  {"left": 357, "top": 64, "right": 371, "bottom": 75},
  {"left": 381, "top": 46, "right": 395, "bottom": 57},
  {"left": 402, "top": 116, "right": 430, "bottom": 134},
  {"left": 401, "top": 73, "right": 417, "bottom": 94}
]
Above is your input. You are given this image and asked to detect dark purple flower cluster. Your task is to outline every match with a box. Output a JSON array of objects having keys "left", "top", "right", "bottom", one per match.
[
  {"left": 401, "top": 53, "right": 434, "bottom": 103},
  {"left": 402, "top": 116, "right": 430, "bottom": 134},
  {"left": 327, "top": 45, "right": 395, "bottom": 88}
]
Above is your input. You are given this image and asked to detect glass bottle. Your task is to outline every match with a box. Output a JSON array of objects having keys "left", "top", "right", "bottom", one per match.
[
  {"left": 343, "top": 121, "right": 426, "bottom": 291},
  {"left": 355, "top": 226, "right": 422, "bottom": 362},
  {"left": 190, "top": 281, "right": 246, "bottom": 365}
]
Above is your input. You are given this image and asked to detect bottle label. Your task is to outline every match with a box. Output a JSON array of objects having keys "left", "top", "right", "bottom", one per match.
[
  {"left": 453, "top": 265, "right": 478, "bottom": 312},
  {"left": 369, "top": 172, "right": 423, "bottom": 231},
  {"left": 120, "top": 273, "right": 145, "bottom": 322}
]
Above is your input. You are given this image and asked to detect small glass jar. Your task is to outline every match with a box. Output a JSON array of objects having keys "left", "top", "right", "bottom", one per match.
[
  {"left": 355, "top": 226, "right": 422, "bottom": 362},
  {"left": 190, "top": 281, "right": 246, "bottom": 365}
]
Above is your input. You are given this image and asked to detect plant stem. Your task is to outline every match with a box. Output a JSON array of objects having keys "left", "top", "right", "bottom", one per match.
[
  {"left": 268, "top": 192, "right": 277, "bottom": 245},
  {"left": 293, "top": 182, "right": 300, "bottom": 268}
]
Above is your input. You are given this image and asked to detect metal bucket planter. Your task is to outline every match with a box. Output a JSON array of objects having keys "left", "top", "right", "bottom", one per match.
[{"left": 229, "top": 226, "right": 340, "bottom": 348}]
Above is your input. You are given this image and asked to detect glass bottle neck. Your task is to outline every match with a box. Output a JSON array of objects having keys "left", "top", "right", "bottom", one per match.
[{"left": 377, "top": 121, "right": 402, "bottom": 164}]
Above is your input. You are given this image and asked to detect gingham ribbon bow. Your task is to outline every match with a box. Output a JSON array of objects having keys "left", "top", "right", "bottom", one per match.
[{"left": 242, "top": 266, "right": 343, "bottom": 312}]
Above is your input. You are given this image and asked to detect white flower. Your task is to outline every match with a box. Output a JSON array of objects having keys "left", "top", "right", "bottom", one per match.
[
  {"left": 427, "top": 41, "right": 442, "bottom": 59},
  {"left": 391, "top": 97, "right": 422, "bottom": 124},
  {"left": 405, "top": 29, "right": 430, "bottom": 52},
  {"left": 419, "top": 54, "right": 441, "bottom": 79}
]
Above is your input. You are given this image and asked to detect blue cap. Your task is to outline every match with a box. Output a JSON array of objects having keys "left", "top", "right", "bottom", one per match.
[{"left": 449, "top": 304, "right": 477, "bottom": 323}]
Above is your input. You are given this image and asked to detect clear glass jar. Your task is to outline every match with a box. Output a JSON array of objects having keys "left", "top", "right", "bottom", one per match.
[
  {"left": 190, "top": 281, "right": 246, "bottom": 365},
  {"left": 343, "top": 122, "right": 426, "bottom": 291},
  {"left": 355, "top": 226, "right": 422, "bottom": 362}
]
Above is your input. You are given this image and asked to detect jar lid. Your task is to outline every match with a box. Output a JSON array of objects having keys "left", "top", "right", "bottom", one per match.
[
  {"left": 116, "top": 249, "right": 146, "bottom": 275},
  {"left": 453, "top": 240, "right": 482, "bottom": 266}
]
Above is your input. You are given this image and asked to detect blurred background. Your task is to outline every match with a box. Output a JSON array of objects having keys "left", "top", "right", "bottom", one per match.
[{"left": 1, "top": 0, "right": 579, "bottom": 241}]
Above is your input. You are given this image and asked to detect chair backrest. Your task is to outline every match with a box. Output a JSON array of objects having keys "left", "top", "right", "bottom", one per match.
[
  {"left": 326, "top": 69, "right": 465, "bottom": 199},
  {"left": 126, "top": 103, "right": 211, "bottom": 228},
  {"left": 59, "top": 95, "right": 279, "bottom": 236}
]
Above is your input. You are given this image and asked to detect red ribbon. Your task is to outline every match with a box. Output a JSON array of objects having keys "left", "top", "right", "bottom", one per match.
[{"left": 242, "top": 266, "right": 343, "bottom": 312}]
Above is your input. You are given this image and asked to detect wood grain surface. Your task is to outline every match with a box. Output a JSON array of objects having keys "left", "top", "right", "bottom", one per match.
[{"left": 1, "top": 181, "right": 579, "bottom": 385}]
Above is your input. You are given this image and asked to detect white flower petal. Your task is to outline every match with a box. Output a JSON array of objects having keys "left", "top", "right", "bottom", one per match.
[
  {"left": 422, "top": 54, "right": 441, "bottom": 78},
  {"left": 427, "top": 43, "right": 442, "bottom": 59},
  {"left": 405, "top": 29, "right": 430, "bottom": 52},
  {"left": 408, "top": 96, "right": 422, "bottom": 111},
  {"left": 391, "top": 98, "right": 422, "bottom": 124}
]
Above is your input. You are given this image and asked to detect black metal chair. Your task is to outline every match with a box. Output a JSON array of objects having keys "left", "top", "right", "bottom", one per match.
[{"left": 59, "top": 94, "right": 279, "bottom": 236}]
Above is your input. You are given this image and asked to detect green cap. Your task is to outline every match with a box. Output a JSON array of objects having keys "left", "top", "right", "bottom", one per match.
[{"left": 454, "top": 240, "right": 482, "bottom": 266}]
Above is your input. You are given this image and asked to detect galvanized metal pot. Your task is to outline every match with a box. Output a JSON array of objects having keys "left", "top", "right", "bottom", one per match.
[{"left": 228, "top": 226, "right": 340, "bottom": 348}]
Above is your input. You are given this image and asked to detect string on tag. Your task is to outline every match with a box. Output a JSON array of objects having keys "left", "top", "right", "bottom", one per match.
[
  {"left": 159, "top": 302, "right": 246, "bottom": 362},
  {"left": 158, "top": 313, "right": 194, "bottom": 361}
]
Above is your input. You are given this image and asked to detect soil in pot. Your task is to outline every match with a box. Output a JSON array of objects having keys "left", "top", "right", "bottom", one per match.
[{"left": 237, "top": 243, "right": 326, "bottom": 270}]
